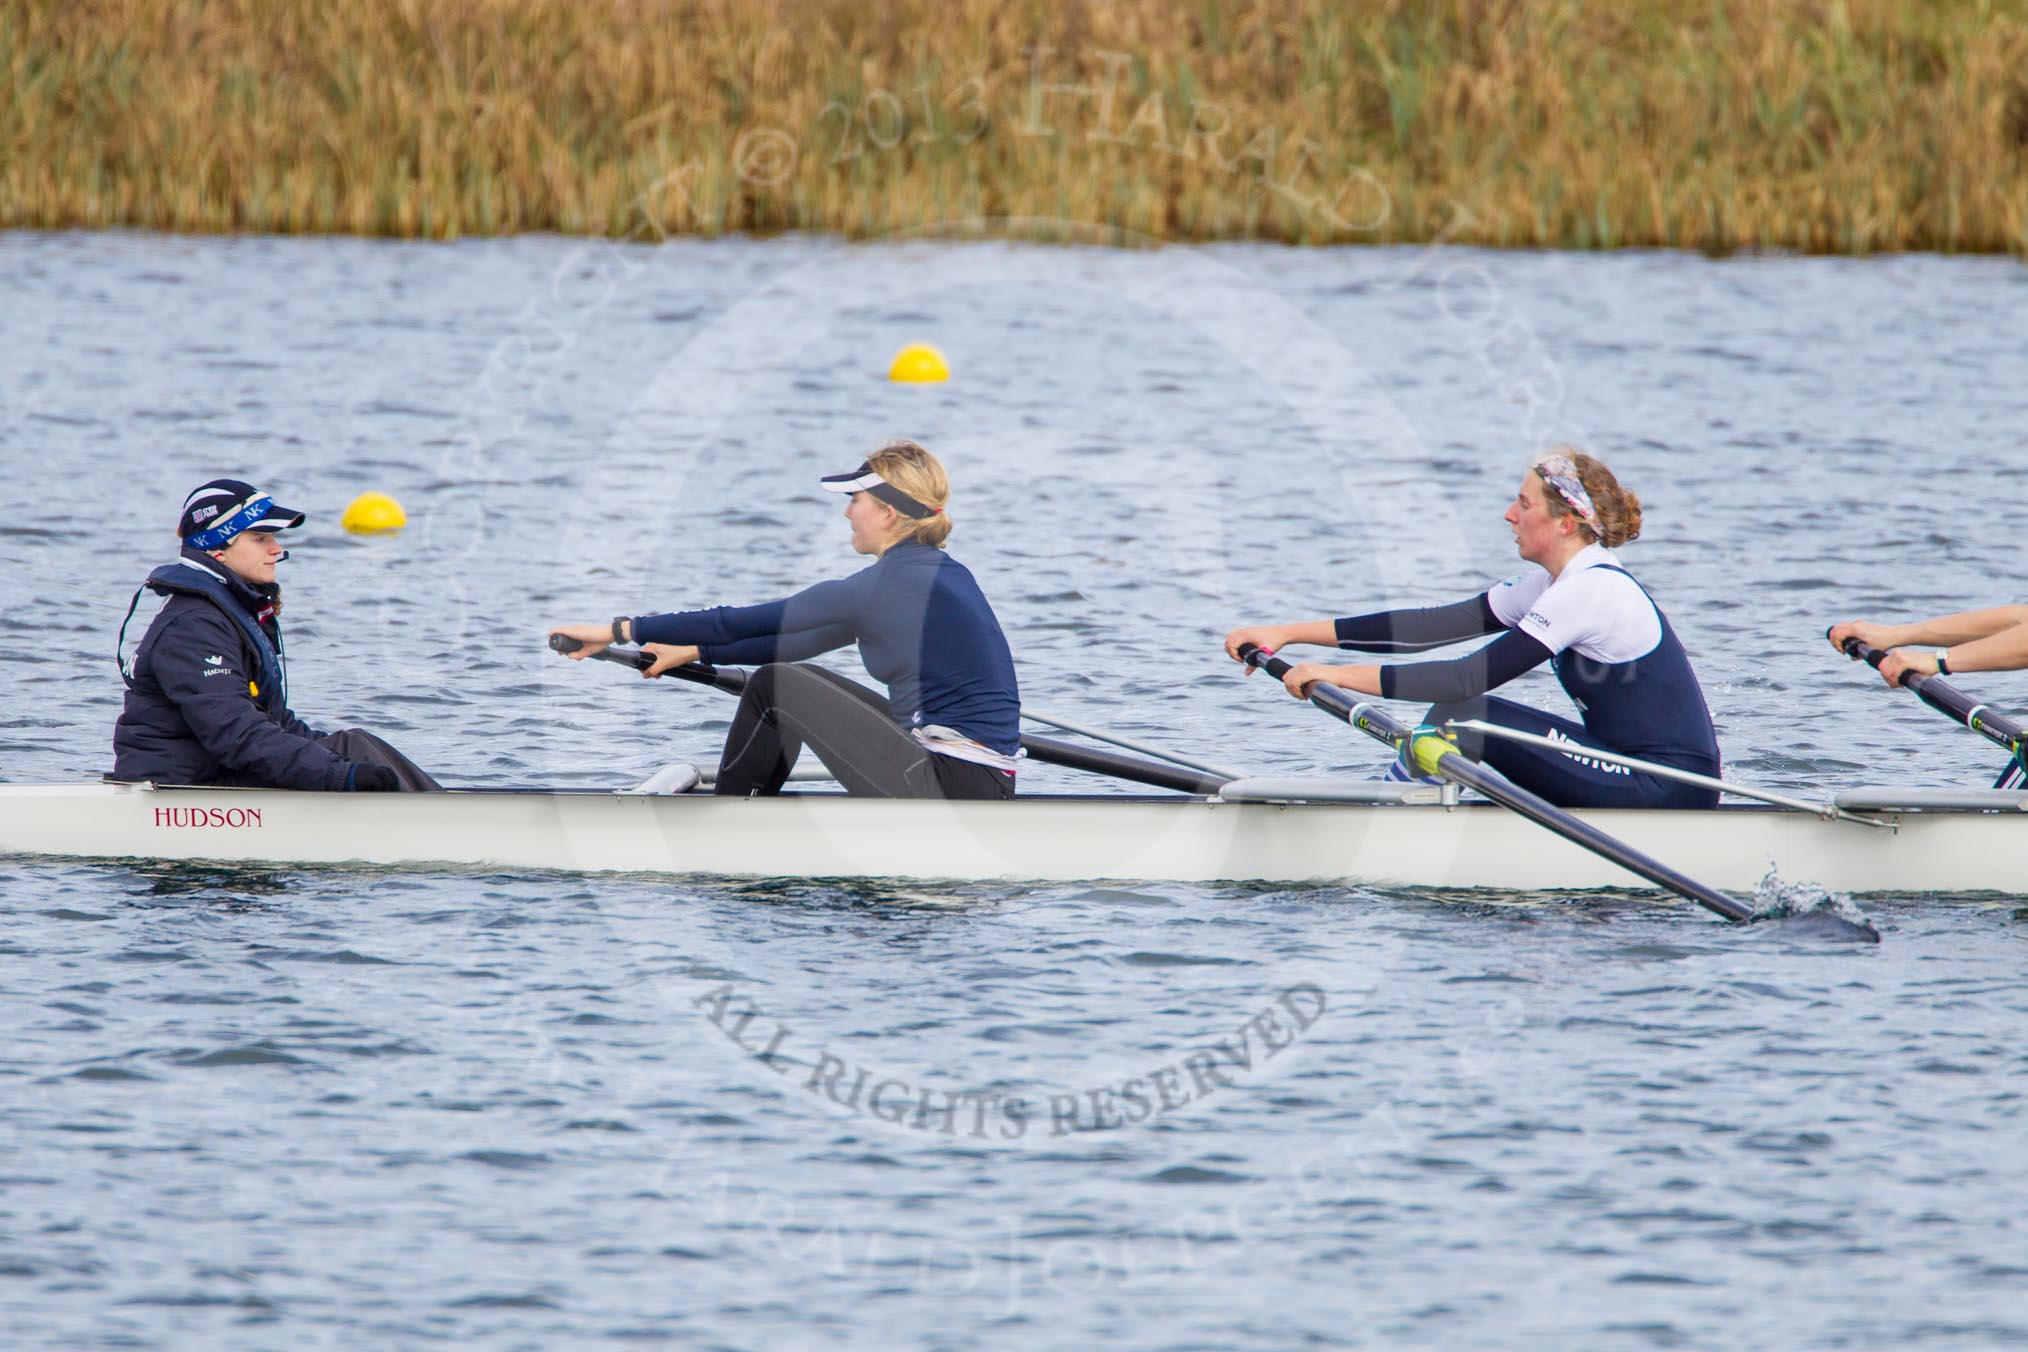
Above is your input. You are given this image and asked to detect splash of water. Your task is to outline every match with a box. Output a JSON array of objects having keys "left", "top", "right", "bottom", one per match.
[{"left": 1751, "top": 865, "right": 1882, "bottom": 942}]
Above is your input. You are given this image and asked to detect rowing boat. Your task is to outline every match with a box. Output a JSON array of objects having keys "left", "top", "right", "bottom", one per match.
[{"left": 3, "top": 779, "right": 2022, "bottom": 894}]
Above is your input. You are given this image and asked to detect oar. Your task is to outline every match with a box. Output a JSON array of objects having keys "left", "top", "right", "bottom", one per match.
[
  {"left": 1020, "top": 707, "right": 1245, "bottom": 781},
  {"left": 1833, "top": 632, "right": 2028, "bottom": 763},
  {"left": 1236, "top": 643, "right": 1754, "bottom": 923},
  {"left": 1019, "top": 732, "right": 1229, "bottom": 794},
  {"left": 548, "top": 635, "right": 1226, "bottom": 795}
]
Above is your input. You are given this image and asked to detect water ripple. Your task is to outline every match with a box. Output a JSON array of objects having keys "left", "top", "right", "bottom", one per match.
[{"left": 1, "top": 235, "right": 2025, "bottom": 1349}]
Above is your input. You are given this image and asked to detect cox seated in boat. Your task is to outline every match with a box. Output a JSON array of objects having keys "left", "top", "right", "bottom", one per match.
[
  {"left": 1827, "top": 607, "right": 2028, "bottom": 789},
  {"left": 1224, "top": 448, "right": 1721, "bottom": 810},
  {"left": 550, "top": 440, "right": 1020, "bottom": 799},
  {"left": 113, "top": 478, "right": 440, "bottom": 792}
]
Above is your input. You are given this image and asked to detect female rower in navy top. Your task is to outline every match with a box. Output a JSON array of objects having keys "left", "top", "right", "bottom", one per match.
[
  {"left": 550, "top": 441, "right": 1020, "bottom": 799},
  {"left": 1223, "top": 449, "right": 1721, "bottom": 810}
]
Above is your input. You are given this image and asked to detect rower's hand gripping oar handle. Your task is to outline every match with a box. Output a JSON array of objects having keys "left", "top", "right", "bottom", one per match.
[
  {"left": 1832, "top": 630, "right": 1922, "bottom": 688},
  {"left": 547, "top": 633, "right": 748, "bottom": 693}
]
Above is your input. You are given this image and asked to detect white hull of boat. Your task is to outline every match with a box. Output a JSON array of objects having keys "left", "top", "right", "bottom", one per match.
[{"left": 0, "top": 782, "right": 2023, "bottom": 894}]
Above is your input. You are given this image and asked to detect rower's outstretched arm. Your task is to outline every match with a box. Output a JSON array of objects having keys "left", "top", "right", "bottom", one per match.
[
  {"left": 694, "top": 623, "right": 857, "bottom": 666},
  {"left": 1274, "top": 628, "right": 1552, "bottom": 704},
  {"left": 552, "top": 569, "right": 878, "bottom": 666},
  {"left": 1330, "top": 593, "right": 1503, "bottom": 653},
  {"left": 1947, "top": 620, "right": 2028, "bottom": 673},
  {"left": 1375, "top": 628, "right": 1553, "bottom": 701},
  {"left": 1830, "top": 609, "right": 2028, "bottom": 685},
  {"left": 633, "top": 571, "right": 875, "bottom": 653},
  {"left": 1224, "top": 594, "right": 1500, "bottom": 668},
  {"left": 1829, "top": 607, "right": 2028, "bottom": 653}
]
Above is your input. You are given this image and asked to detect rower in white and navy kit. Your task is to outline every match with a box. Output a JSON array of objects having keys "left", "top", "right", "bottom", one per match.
[
  {"left": 1224, "top": 449, "right": 1721, "bottom": 810},
  {"left": 551, "top": 440, "right": 1020, "bottom": 799}
]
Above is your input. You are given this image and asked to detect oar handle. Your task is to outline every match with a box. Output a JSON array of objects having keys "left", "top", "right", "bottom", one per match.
[
  {"left": 1833, "top": 630, "right": 1925, "bottom": 689},
  {"left": 548, "top": 633, "right": 748, "bottom": 693},
  {"left": 551, "top": 632, "right": 650, "bottom": 668},
  {"left": 1238, "top": 642, "right": 1284, "bottom": 676}
]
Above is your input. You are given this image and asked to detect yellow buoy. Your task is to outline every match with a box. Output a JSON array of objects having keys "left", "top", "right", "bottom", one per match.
[
  {"left": 888, "top": 343, "right": 950, "bottom": 383},
  {"left": 341, "top": 491, "right": 407, "bottom": 535}
]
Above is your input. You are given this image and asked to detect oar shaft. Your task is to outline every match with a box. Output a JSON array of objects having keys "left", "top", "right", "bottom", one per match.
[
  {"left": 1020, "top": 707, "right": 1245, "bottom": 781},
  {"left": 1018, "top": 734, "right": 1230, "bottom": 795},
  {"left": 1237, "top": 645, "right": 1753, "bottom": 923},
  {"left": 1836, "top": 634, "right": 2025, "bottom": 753}
]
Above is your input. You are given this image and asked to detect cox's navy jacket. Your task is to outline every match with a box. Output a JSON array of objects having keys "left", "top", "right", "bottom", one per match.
[{"left": 112, "top": 549, "right": 360, "bottom": 790}]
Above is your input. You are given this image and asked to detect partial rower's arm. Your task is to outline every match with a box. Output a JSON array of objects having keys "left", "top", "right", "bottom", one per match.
[
  {"left": 1932, "top": 616, "right": 2028, "bottom": 674},
  {"left": 1830, "top": 606, "right": 2028, "bottom": 652},
  {"left": 1225, "top": 595, "right": 1499, "bottom": 670},
  {"left": 634, "top": 571, "right": 873, "bottom": 650},
  {"left": 1379, "top": 628, "right": 1555, "bottom": 702},
  {"left": 1333, "top": 594, "right": 1502, "bottom": 654},
  {"left": 697, "top": 623, "right": 858, "bottom": 666}
]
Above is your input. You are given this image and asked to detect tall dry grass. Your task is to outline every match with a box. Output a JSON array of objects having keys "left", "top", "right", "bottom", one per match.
[{"left": 3, "top": 0, "right": 2024, "bottom": 252}]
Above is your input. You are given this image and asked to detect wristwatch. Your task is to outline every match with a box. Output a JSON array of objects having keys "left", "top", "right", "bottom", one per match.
[
  {"left": 611, "top": 616, "right": 631, "bottom": 645},
  {"left": 1936, "top": 651, "right": 1951, "bottom": 676}
]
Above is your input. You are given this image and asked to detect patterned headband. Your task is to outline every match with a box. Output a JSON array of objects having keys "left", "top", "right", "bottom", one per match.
[{"left": 1531, "top": 453, "right": 1603, "bottom": 538}]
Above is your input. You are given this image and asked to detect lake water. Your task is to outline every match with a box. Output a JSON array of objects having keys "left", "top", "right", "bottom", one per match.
[{"left": 3, "top": 232, "right": 2026, "bottom": 1349}]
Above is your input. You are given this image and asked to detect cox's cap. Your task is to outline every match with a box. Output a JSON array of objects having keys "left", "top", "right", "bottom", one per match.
[
  {"left": 178, "top": 478, "right": 307, "bottom": 549},
  {"left": 819, "top": 462, "right": 937, "bottom": 519}
]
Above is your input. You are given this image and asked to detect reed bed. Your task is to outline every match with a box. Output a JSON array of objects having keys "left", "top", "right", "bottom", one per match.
[{"left": 3, "top": 0, "right": 2024, "bottom": 252}]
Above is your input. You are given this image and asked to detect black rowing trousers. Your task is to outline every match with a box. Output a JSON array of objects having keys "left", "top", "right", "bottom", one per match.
[
  {"left": 315, "top": 729, "right": 443, "bottom": 792},
  {"left": 714, "top": 663, "right": 1015, "bottom": 800}
]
